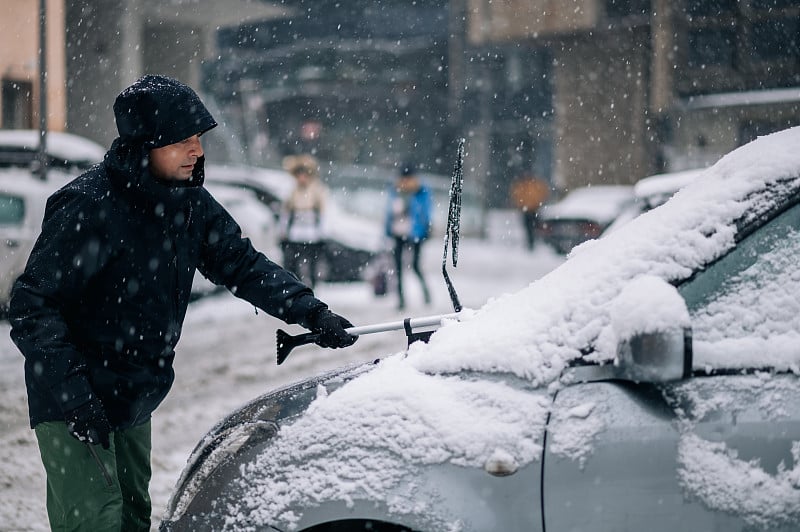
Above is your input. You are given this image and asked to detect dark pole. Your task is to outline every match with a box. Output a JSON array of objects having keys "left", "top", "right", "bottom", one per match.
[{"left": 37, "top": 0, "right": 48, "bottom": 180}]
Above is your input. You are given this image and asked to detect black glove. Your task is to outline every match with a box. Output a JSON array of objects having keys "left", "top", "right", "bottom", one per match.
[
  {"left": 65, "top": 398, "right": 112, "bottom": 449},
  {"left": 309, "top": 309, "right": 358, "bottom": 349}
]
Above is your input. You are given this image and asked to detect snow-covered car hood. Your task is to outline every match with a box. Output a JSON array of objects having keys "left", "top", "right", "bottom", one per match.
[{"left": 176, "top": 127, "right": 800, "bottom": 530}]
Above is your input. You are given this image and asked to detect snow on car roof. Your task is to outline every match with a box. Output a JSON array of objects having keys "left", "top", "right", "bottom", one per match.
[
  {"left": 539, "top": 184, "right": 634, "bottom": 224},
  {"left": 633, "top": 167, "right": 706, "bottom": 203},
  {"left": 0, "top": 129, "right": 106, "bottom": 163},
  {"left": 227, "top": 127, "right": 800, "bottom": 529},
  {"left": 0, "top": 167, "right": 60, "bottom": 196}
]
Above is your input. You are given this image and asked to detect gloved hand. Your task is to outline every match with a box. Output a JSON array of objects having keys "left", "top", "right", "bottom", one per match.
[
  {"left": 65, "top": 398, "right": 112, "bottom": 449},
  {"left": 309, "top": 308, "right": 358, "bottom": 349}
]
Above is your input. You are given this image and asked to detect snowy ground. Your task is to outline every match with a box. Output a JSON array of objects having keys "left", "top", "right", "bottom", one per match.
[{"left": 0, "top": 212, "right": 564, "bottom": 531}]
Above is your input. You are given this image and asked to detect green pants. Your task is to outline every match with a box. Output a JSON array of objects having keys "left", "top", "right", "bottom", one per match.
[{"left": 34, "top": 420, "right": 152, "bottom": 532}]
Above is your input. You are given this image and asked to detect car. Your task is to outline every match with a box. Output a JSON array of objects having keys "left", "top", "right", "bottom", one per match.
[
  {"left": 205, "top": 163, "right": 383, "bottom": 283},
  {"left": 0, "top": 129, "right": 106, "bottom": 175},
  {"left": 536, "top": 184, "right": 634, "bottom": 254},
  {"left": 191, "top": 181, "right": 283, "bottom": 299},
  {"left": 160, "top": 127, "right": 800, "bottom": 531},
  {"left": 604, "top": 167, "right": 707, "bottom": 234},
  {"left": 0, "top": 169, "right": 54, "bottom": 312}
]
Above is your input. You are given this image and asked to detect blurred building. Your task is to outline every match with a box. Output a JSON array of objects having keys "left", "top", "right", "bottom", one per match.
[
  {"left": 0, "top": 0, "right": 66, "bottom": 131},
  {"left": 204, "top": 0, "right": 451, "bottom": 171},
  {"left": 2, "top": 0, "right": 287, "bottom": 146},
  {"left": 3, "top": 0, "right": 799, "bottom": 209},
  {"left": 464, "top": 0, "right": 800, "bottom": 197}
]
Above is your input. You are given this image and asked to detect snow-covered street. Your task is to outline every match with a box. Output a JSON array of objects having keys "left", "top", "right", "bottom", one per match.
[{"left": 0, "top": 218, "right": 563, "bottom": 531}]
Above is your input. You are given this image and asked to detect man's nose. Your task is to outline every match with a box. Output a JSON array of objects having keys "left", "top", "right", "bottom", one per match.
[{"left": 189, "top": 135, "right": 204, "bottom": 157}]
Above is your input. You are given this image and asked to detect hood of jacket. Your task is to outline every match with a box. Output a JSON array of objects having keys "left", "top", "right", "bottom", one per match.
[
  {"left": 114, "top": 74, "right": 217, "bottom": 148},
  {"left": 106, "top": 74, "right": 218, "bottom": 209}
]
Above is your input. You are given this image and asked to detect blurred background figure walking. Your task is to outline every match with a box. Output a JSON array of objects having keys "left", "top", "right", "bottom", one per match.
[
  {"left": 385, "top": 162, "right": 432, "bottom": 310},
  {"left": 280, "top": 154, "right": 328, "bottom": 288},
  {"left": 510, "top": 173, "right": 550, "bottom": 250}
]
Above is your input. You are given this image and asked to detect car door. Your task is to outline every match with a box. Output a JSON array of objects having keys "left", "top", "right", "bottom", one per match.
[
  {"left": 542, "top": 199, "right": 800, "bottom": 531},
  {"left": 0, "top": 185, "right": 44, "bottom": 307}
]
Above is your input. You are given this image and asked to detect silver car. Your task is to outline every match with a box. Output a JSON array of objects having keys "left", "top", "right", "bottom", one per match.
[
  {"left": 161, "top": 128, "right": 800, "bottom": 531},
  {"left": 0, "top": 169, "right": 53, "bottom": 311}
]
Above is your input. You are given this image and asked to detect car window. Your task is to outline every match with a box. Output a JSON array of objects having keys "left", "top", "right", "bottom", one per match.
[
  {"left": 0, "top": 194, "right": 25, "bottom": 225},
  {"left": 678, "top": 200, "right": 800, "bottom": 368}
]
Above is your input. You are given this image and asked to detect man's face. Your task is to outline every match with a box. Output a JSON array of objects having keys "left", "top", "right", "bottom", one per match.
[{"left": 149, "top": 134, "right": 204, "bottom": 181}]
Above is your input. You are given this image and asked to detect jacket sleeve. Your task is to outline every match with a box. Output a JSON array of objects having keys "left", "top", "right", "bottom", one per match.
[
  {"left": 419, "top": 187, "right": 432, "bottom": 238},
  {"left": 8, "top": 189, "right": 111, "bottom": 413},
  {"left": 384, "top": 188, "right": 395, "bottom": 237},
  {"left": 196, "top": 191, "right": 326, "bottom": 328}
]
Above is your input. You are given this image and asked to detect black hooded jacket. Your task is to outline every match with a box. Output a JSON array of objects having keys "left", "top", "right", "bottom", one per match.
[{"left": 9, "top": 76, "right": 326, "bottom": 430}]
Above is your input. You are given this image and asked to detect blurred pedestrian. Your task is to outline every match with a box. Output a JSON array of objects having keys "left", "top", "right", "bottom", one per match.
[
  {"left": 279, "top": 154, "right": 329, "bottom": 288},
  {"left": 7, "top": 75, "right": 356, "bottom": 532},
  {"left": 385, "top": 162, "right": 432, "bottom": 310},
  {"left": 510, "top": 173, "right": 550, "bottom": 250}
]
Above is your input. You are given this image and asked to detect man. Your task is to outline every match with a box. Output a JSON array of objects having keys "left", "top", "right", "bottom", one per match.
[
  {"left": 8, "top": 75, "right": 357, "bottom": 531},
  {"left": 509, "top": 173, "right": 550, "bottom": 250}
]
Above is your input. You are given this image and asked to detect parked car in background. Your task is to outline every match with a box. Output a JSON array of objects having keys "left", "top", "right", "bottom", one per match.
[
  {"left": 0, "top": 130, "right": 110, "bottom": 311},
  {"left": 161, "top": 127, "right": 800, "bottom": 532},
  {"left": 536, "top": 184, "right": 635, "bottom": 254},
  {"left": 205, "top": 163, "right": 382, "bottom": 283},
  {"left": 0, "top": 129, "right": 105, "bottom": 176},
  {"left": 605, "top": 168, "right": 706, "bottom": 234},
  {"left": 191, "top": 181, "right": 283, "bottom": 299},
  {"left": 0, "top": 169, "right": 54, "bottom": 312}
]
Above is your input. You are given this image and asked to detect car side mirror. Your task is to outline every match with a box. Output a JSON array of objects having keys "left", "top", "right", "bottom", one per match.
[
  {"left": 611, "top": 275, "right": 693, "bottom": 383},
  {"left": 616, "top": 327, "right": 692, "bottom": 382}
]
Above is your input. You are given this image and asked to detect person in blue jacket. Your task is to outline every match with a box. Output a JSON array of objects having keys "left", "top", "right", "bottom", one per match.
[
  {"left": 385, "top": 162, "right": 432, "bottom": 309},
  {"left": 8, "top": 75, "right": 357, "bottom": 531}
]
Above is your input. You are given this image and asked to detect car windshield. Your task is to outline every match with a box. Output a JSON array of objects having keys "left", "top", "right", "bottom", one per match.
[{"left": 678, "top": 196, "right": 800, "bottom": 371}]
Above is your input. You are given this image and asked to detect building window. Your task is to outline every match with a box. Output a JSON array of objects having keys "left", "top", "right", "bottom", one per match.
[
  {"left": 2, "top": 80, "right": 33, "bottom": 129},
  {"left": 605, "top": 0, "right": 650, "bottom": 17},
  {"left": 750, "top": 0, "right": 799, "bottom": 9},
  {"left": 750, "top": 16, "right": 800, "bottom": 61},
  {"left": 685, "top": 0, "right": 737, "bottom": 17},
  {"left": 678, "top": 0, "right": 800, "bottom": 95},
  {"left": 688, "top": 28, "right": 736, "bottom": 68}
]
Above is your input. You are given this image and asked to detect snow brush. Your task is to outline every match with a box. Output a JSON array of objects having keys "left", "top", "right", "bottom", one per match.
[
  {"left": 276, "top": 312, "right": 462, "bottom": 365},
  {"left": 276, "top": 138, "right": 467, "bottom": 365}
]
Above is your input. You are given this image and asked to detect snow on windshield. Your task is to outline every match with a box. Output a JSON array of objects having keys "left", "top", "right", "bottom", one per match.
[{"left": 224, "top": 127, "right": 800, "bottom": 529}]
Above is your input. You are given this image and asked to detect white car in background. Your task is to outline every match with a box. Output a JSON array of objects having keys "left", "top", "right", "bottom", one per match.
[
  {"left": 536, "top": 184, "right": 635, "bottom": 254},
  {"left": 0, "top": 169, "right": 54, "bottom": 312},
  {"left": 0, "top": 129, "right": 105, "bottom": 176},
  {"left": 605, "top": 168, "right": 707, "bottom": 233},
  {"left": 192, "top": 182, "right": 282, "bottom": 299},
  {"left": 0, "top": 130, "right": 107, "bottom": 311}
]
